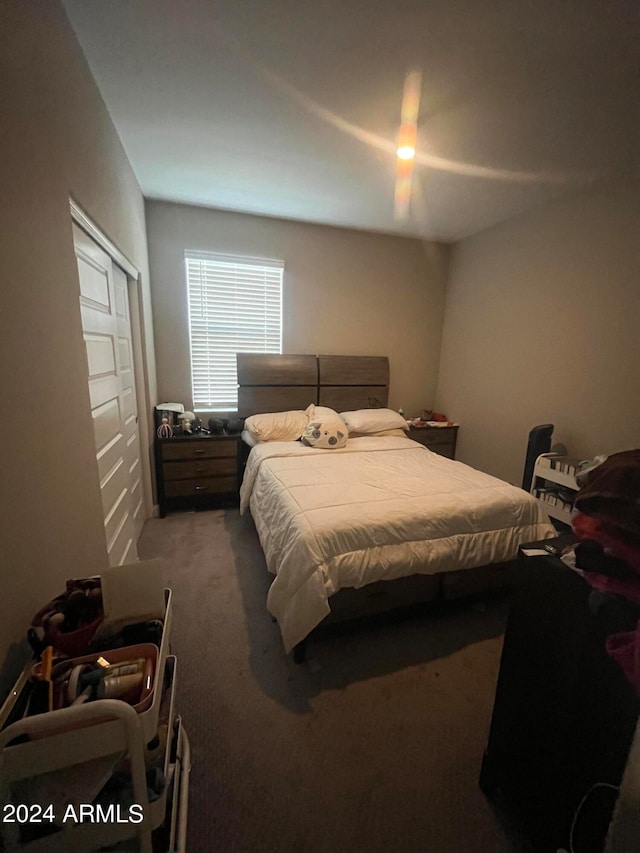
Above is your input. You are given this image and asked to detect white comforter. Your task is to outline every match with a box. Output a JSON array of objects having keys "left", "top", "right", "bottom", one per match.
[{"left": 240, "top": 437, "right": 555, "bottom": 652}]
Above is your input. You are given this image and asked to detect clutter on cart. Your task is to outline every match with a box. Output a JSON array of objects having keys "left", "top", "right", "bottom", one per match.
[
  {"left": 30, "top": 576, "right": 104, "bottom": 657},
  {"left": 29, "top": 559, "right": 167, "bottom": 659},
  {"left": 0, "top": 559, "right": 190, "bottom": 853},
  {"left": 22, "top": 559, "right": 167, "bottom": 719},
  {"left": 27, "top": 643, "right": 158, "bottom": 716}
]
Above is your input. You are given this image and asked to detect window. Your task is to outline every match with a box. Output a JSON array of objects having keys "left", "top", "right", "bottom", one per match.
[{"left": 185, "top": 251, "right": 283, "bottom": 411}]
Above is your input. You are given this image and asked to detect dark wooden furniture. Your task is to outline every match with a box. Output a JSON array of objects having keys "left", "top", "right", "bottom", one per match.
[
  {"left": 237, "top": 353, "right": 318, "bottom": 417},
  {"left": 317, "top": 354, "right": 389, "bottom": 411},
  {"left": 155, "top": 433, "right": 239, "bottom": 516},
  {"left": 480, "top": 544, "right": 640, "bottom": 852},
  {"left": 236, "top": 353, "right": 389, "bottom": 416},
  {"left": 292, "top": 561, "right": 514, "bottom": 662},
  {"left": 407, "top": 424, "right": 458, "bottom": 459}
]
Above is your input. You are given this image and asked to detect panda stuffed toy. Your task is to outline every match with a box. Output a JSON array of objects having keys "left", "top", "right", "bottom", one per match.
[{"left": 301, "top": 420, "right": 348, "bottom": 449}]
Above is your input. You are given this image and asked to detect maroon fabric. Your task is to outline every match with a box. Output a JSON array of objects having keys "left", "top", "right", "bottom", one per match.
[
  {"left": 572, "top": 512, "right": 640, "bottom": 573},
  {"left": 583, "top": 571, "right": 640, "bottom": 606},
  {"left": 574, "top": 449, "right": 640, "bottom": 534},
  {"left": 572, "top": 450, "right": 640, "bottom": 692},
  {"left": 606, "top": 621, "right": 640, "bottom": 696}
]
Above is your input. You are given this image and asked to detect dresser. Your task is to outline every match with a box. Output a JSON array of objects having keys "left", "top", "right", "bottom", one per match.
[
  {"left": 407, "top": 424, "right": 458, "bottom": 458},
  {"left": 155, "top": 433, "right": 239, "bottom": 516}
]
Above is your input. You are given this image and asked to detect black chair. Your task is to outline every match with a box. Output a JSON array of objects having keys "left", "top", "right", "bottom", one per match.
[{"left": 522, "top": 424, "right": 554, "bottom": 492}]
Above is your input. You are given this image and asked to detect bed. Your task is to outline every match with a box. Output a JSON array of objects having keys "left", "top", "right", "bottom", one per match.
[{"left": 237, "top": 354, "right": 556, "bottom": 657}]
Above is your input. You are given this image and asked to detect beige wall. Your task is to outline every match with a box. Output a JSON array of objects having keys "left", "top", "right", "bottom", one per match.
[
  {"left": 146, "top": 201, "right": 449, "bottom": 418},
  {"left": 436, "top": 180, "right": 640, "bottom": 485},
  {"left": 0, "top": 1, "right": 156, "bottom": 695}
]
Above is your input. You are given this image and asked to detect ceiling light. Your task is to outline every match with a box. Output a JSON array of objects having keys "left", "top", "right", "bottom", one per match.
[{"left": 397, "top": 144, "right": 415, "bottom": 160}]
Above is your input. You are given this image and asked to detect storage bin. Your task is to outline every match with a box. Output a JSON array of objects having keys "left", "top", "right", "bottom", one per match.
[{"left": 62, "top": 643, "right": 158, "bottom": 714}]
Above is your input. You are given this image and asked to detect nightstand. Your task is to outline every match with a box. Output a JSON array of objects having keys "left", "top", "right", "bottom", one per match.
[
  {"left": 407, "top": 424, "right": 458, "bottom": 459},
  {"left": 155, "top": 433, "right": 239, "bottom": 517}
]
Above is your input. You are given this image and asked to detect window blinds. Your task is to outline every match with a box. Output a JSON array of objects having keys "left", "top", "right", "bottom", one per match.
[{"left": 185, "top": 252, "right": 283, "bottom": 411}]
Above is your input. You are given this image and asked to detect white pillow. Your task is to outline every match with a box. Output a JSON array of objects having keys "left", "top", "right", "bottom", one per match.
[
  {"left": 340, "top": 408, "right": 409, "bottom": 434},
  {"left": 240, "top": 429, "right": 258, "bottom": 447},
  {"left": 309, "top": 405, "right": 348, "bottom": 431},
  {"left": 244, "top": 408, "right": 311, "bottom": 443},
  {"left": 348, "top": 428, "right": 408, "bottom": 438}
]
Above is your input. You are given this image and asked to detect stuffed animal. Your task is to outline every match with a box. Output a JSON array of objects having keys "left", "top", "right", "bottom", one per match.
[
  {"left": 301, "top": 421, "right": 347, "bottom": 449},
  {"left": 179, "top": 411, "right": 195, "bottom": 434}
]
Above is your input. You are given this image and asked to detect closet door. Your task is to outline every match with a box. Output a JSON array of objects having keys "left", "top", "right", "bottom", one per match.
[
  {"left": 112, "top": 265, "right": 145, "bottom": 544},
  {"left": 73, "top": 223, "right": 141, "bottom": 566}
]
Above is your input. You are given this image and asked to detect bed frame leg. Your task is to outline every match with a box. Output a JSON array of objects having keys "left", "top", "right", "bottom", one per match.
[{"left": 293, "top": 639, "right": 307, "bottom": 664}]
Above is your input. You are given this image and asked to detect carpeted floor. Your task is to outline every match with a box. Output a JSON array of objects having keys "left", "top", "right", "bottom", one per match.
[{"left": 139, "top": 508, "right": 515, "bottom": 853}]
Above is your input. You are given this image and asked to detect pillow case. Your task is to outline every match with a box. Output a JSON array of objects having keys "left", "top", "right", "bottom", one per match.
[
  {"left": 311, "top": 405, "right": 339, "bottom": 418},
  {"left": 240, "top": 429, "right": 258, "bottom": 447},
  {"left": 309, "top": 405, "right": 349, "bottom": 430},
  {"left": 301, "top": 419, "right": 348, "bottom": 449},
  {"left": 348, "top": 428, "right": 408, "bottom": 438},
  {"left": 340, "top": 408, "right": 408, "bottom": 434},
  {"left": 244, "top": 408, "right": 311, "bottom": 443}
]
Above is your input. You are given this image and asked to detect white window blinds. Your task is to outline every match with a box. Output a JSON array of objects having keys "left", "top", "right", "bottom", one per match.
[{"left": 185, "top": 251, "right": 283, "bottom": 411}]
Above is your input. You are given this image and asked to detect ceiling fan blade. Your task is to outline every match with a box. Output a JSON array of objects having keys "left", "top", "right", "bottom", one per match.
[{"left": 394, "top": 70, "right": 422, "bottom": 221}]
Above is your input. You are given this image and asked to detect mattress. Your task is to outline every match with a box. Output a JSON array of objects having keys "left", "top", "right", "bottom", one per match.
[{"left": 240, "top": 436, "right": 556, "bottom": 651}]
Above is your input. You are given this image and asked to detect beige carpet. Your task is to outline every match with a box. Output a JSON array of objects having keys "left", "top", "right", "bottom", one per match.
[{"left": 139, "top": 508, "right": 514, "bottom": 853}]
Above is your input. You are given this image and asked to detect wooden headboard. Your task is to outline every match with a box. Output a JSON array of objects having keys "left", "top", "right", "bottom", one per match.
[{"left": 236, "top": 354, "right": 389, "bottom": 416}]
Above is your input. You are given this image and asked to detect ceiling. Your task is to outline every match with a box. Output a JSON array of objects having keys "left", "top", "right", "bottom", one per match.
[{"left": 63, "top": 0, "right": 639, "bottom": 242}]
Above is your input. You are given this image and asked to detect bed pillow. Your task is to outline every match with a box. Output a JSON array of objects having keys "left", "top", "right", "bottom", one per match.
[
  {"left": 348, "top": 428, "right": 408, "bottom": 438},
  {"left": 340, "top": 408, "right": 409, "bottom": 434},
  {"left": 244, "top": 408, "right": 311, "bottom": 443},
  {"left": 240, "top": 429, "right": 258, "bottom": 447},
  {"left": 308, "top": 405, "right": 349, "bottom": 430},
  {"left": 301, "top": 419, "right": 348, "bottom": 449}
]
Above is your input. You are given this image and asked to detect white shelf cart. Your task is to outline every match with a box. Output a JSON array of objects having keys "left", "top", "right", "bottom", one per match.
[{"left": 530, "top": 452, "right": 580, "bottom": 527}]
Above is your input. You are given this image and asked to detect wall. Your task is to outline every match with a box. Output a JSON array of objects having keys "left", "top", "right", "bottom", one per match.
[
  {"left": 146, "top": 201, "right": 449, "bottom": 419},
  {"left": 436, "top": 180, "right": 639, "bottom": 484},
  {"left": 0, "top": 1, "right": 157, "bottom": 696}
]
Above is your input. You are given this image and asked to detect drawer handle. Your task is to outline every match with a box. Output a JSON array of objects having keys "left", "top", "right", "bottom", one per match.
[
  {"left": 195, "top": 485, "right": 208, "bottom": 491},
  {"left": 194, "top": 449, "right": 206, "bottom": 455},
  {"left": 194, "top": 465, "right": 207, "bottom": 473}
]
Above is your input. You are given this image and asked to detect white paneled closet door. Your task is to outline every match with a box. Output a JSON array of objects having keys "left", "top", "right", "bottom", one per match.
[{"left": 73, "top": 223, "right": 143, "bottom": 566}]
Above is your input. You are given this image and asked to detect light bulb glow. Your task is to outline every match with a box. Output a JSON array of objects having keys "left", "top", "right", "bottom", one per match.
[{"left": 396, "top": 145, "right": 415, "bottom": 160}]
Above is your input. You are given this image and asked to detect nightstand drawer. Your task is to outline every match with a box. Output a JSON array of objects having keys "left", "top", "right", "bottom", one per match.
[
  {"left": 155, "top": 434, "right": 239, "bottom": 515},
  {"left": 408, "top": 425, "right": 458, "bottom": 458},
  {"left": 164, "top": 476, "right": 237, "bottom": 498},
  {"left": 420, "top": 429, "right": 453, "bottom": 445},
  {"left": 163, "top": 457, "right": 237, "bottom": 480},
  {"left": 161, "top": 439, "right": 237, "bottom": 461}
]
